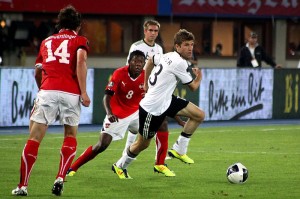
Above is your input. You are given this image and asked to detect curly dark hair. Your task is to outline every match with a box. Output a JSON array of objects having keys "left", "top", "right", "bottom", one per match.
[
  {"left": 55, "top": 5, "right": 81, "bottom": 31},
  {"left": 128, "top": 50, "right": 146, "bottom": 63}
]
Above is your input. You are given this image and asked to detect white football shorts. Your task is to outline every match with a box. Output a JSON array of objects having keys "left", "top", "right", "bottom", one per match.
[
  {"left": 101, "top": 110, "right": 139, "bottom": 141},
  {"left": 30, "top": 90, "right": 81, "bottom": 126}
]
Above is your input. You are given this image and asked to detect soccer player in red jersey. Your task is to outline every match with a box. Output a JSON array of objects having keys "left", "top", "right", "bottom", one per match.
[
  {"left": 66, "top": 50, "right": 146, "bottom": 179},
  {"left": 11, "top": 5, "right": 90, "bottom": 196}
]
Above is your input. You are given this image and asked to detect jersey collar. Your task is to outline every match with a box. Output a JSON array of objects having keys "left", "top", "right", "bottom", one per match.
[
  {"left": 143, "top": 39, "right": 155, "bottom": 47},
  {"left": 59, "top": 29, "right": 77, "bottom": 35}
]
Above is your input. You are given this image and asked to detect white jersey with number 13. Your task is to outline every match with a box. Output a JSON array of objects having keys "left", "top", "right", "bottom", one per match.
[{"left": 140, "top": 52, "right": 193, "bottom": 116}]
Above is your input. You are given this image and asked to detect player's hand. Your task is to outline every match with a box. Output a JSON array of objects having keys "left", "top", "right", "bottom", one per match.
[
  {"left": 107, "top": 114, "right": 118, "bottom": 123},
  {"left": 143, "top": 83, "right": 148, "bottom": 93},
  {"left": 80, "top": 92, "right": 91, "bottom": 107},
  {"left": 192, "top": 67, "right": 202, "bottom": 81},
  {"left": 174, "top": 116, "right": 185, "bottom": 127}
]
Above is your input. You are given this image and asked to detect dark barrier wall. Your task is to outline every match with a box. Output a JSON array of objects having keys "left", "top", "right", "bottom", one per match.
[
  {"left": 273, "top": 69, "right": 300, "bottom": 119},
  {"left": 92, "top": 68, "right": 114, "bottom": 124}
]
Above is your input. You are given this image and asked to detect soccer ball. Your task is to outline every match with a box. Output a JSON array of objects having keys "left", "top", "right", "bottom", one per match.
[{"left": 226, "top": 162, "right": 248, "bottom": 184}]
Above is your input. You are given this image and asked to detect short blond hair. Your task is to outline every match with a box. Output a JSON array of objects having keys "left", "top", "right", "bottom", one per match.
[{"left": 143, "top": 20, "right": 160, "bottom": 30}]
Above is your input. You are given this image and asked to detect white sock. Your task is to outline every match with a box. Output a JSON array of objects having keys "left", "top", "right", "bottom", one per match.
[
  {"left": 172, "top": 135, "right": 190, "bottom": 155},
  {"left": 122, "top": 131, "right": 137, "bottom": 156},
  {"left": 116, "top": 152, "right": 135, "bottom": 169}
]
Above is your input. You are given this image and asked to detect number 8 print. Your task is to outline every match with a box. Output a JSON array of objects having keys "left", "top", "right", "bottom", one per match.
[{"left": 126, "top": 90, "right": 134, "bottom": 99}]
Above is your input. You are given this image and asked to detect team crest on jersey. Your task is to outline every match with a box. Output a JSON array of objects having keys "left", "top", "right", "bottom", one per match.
[
  {"left": 139, "top": 83, "right": 144, "bottom": 90},
  {"left": 107, "top": 81, "right": 114, "bottom": 87}
]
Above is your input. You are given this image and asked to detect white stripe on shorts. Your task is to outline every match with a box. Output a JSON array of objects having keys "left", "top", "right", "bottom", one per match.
[{"left": 143, "top": 113, "right": 152, "bottom": 139}]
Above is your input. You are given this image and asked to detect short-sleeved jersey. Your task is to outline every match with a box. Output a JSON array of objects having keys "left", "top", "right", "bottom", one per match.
[
  {"left": 140, "top": 52, "right": 193, "bottom": 116},
  {"left": 105, "top": 65, "right": 145, "bottom": 119},
  {"left": 126, "top": 39, "right": 163, "bottom": 64},
  {"left": 35, "top": 29, "right": 89, "bottom": 95}
]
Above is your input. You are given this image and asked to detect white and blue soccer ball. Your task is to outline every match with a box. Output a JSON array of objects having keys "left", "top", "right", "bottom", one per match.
[{"left": 226, "top": 162, "right": 248, "bottom": 184}]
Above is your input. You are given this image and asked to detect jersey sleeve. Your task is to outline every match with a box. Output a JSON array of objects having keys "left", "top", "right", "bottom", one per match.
[
  {"left": 77, "top": 36, "right": 90, "bottom": 53},
  {"left": 35, "top": 49, "right": 43, "bottom": 68},
  {"left": 105, "top": 69, "right": 120, "bottom": 95},
  {"left": 174, "top": 60, "right": 193, "bottom": 85}
]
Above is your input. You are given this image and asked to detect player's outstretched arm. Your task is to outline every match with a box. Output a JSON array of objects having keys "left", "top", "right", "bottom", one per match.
[{"left": 103, "top": 94, "right": 118, "bottom": 123}]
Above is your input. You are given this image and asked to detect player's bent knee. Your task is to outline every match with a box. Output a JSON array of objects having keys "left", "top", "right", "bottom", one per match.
[{"left": 193, "top": 109, "right": 205, "bottom": 123}]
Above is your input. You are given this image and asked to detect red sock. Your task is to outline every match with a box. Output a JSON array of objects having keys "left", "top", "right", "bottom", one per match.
[
  {"left": 69, "top": 145, "right": 97, "bottom": 172},
  {"left": 155, "top": 131, "right": 169, "bottom": 165},
  {"left": 19, "top": 140, "right": 40, "bottom": 187},
  {"left": 56, "top": 137, "right": 77, "bottom": 179}
]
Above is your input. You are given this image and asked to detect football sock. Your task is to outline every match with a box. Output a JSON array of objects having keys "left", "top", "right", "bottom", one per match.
[
  {"left": 69, "top": 145, "right": 96, "bottom": 171},
  {"left": 155, "top": 131, "right": 169, "bottom": 165},
  {"left": 116, "top": 150, "right": 135, "bottom": 169},
  {"left": 56, "top": 137, "right": 77, "bottom": 179},
  {"left": 18, "top": 139, "right": 40, "bottom": 187},
  {"left": 122, "top": 131, "right": 137, "bottom": 155},
  {"left": 172, "top": 132, "right": 191, "bottom": 155},
  {"left": 180, "top": 132, "right": 192, "bottom": 138}
]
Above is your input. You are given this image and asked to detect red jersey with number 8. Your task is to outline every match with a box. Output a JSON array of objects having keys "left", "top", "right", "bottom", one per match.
[
  {"left": 106, "top": 66, "right": 145, "bottom": 119},
  {"left": 35, "top": 29, "right": 89, "bottom": 95}
]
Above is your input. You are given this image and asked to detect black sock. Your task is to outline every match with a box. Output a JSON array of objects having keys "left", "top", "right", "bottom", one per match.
[
  {"left": 126, "top": 146, "right": 137, "bottom": 158},
  {"left": 181, "top": 132, "right": 192, "bottom": 138}
]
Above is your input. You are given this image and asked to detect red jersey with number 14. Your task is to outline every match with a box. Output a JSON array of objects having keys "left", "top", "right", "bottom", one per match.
[
  {"left": 105, "top": 66, "right": 145, "bottom": 119},
  {"left": 35, "top": 29, "right": 89, "bottom": 95}
]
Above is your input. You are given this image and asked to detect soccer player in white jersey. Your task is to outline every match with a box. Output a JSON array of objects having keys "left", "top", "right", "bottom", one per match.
[
  {"left": 126, "top": 20, "right": 163, "bottom": 63},
  {"left": 112, "top": 29, "right": 205, "bottom": 179},
  {"left": 123, "top": 20, "right": 185, "bottom": 177}
]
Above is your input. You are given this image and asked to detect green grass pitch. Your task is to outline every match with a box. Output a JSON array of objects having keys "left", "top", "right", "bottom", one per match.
[{"left": 1, "top": 123, "right": 299, "bottom": 198}]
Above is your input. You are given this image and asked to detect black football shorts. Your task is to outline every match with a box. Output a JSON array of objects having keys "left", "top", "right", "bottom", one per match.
[{"left": 138, "top": 95, "right": 189, "bottom": 139}]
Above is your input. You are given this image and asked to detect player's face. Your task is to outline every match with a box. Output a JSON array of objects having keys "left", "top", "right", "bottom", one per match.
[
  {"left": 144, "top": 25, "right": 159, "bottom": 43},
  {"left": 176, "top": 40, "right": 194, "bottom": 60},
  {"left": 248, "top": 36, "right": 258, "bottom": 45},
  {"left": 129, "top": 55, "right": 145, "bottom": 78}
]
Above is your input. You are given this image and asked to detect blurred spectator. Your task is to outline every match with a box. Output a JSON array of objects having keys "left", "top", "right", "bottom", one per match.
[
  {"left": 214, "top": 43, "right": 223, "bottom": 56},
  {"left": 237, "top": 32, "right": 281, "bottom": 68},
  {"left": 288, "top": 42, "right": 297, "bottom": 56}
]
